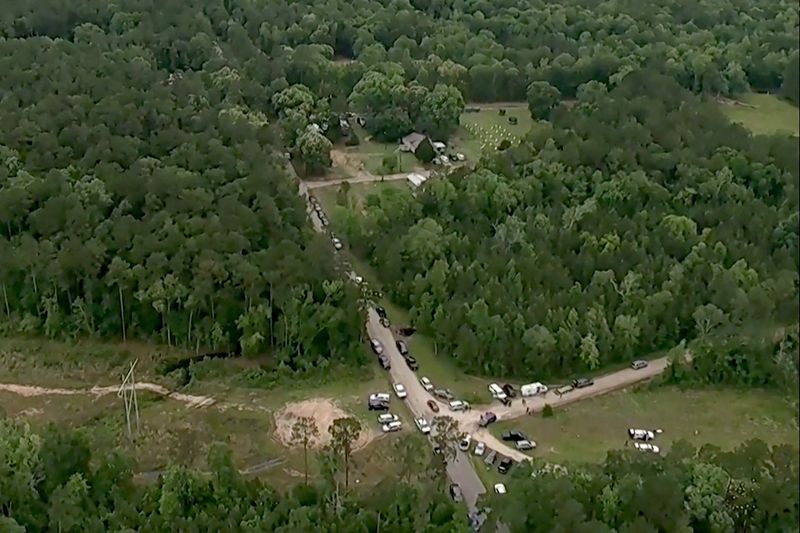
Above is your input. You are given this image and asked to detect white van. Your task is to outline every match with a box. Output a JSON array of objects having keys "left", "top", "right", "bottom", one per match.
[
  {"left": 520, "top": 383, "right": 548, "bottom": 397},
  {"left": 488, "top": 383, "right": 507, "bottom": 400}
]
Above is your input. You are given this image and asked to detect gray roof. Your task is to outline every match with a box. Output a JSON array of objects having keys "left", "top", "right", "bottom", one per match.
[{"left": 400, "top": 132, "right": 427, "bottom": 151}]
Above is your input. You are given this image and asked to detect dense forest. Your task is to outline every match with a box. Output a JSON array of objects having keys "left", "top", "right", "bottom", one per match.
[
  {"left": 1, "top": 420, "right": 796, "bottom": 532},
  {"left": 496, "top": 438, "right": 799, "bottom": 532},
  {"left": 336, "top": 72, "right": 799, "bottom": 381}
]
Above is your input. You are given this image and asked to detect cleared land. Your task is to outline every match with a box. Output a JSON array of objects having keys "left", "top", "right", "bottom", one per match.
[
  {"left": 0, "top": 336, "right": 426, "bottom": 488},
  {"left": 719, "top": 93, "right": 799, "bottom": 136},
  {"left": 490, "top": 386, "right": 799, "bottom": 464},
  {"left": 453, "top": 104, "right": 537, "bottom": 160}
]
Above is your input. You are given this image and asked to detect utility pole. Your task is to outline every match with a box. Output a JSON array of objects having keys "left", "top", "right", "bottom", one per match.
[{"left": 118, "top": 359, "right": 141, "bottom": 440}]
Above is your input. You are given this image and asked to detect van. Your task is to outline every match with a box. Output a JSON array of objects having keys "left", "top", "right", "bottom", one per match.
[
  {"left": 488, "top": 383, "right": 507, "bottom": 400},
  {"left": 449, "top": 400, "right": 469, "bottom": 411},
  {"left": 521, "top": 383, "right": 548, "bottom": 397}
]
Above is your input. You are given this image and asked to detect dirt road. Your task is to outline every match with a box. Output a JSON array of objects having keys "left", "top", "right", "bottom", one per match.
[{"left": 0, "top": 381, "right": 216, "bottom": 408}]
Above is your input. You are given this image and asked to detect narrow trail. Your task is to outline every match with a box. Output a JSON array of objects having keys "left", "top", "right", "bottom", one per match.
[{"left": 0, "top": 381, "right": 216, "bottom": 409}]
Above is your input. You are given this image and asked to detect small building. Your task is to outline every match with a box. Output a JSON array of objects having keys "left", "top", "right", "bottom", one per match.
[
  {"left": 399, "top": 133, "right": 435, "bottom": 162},
  {"left": 407, "top": 173, "right": 428, "bottom": 188}
]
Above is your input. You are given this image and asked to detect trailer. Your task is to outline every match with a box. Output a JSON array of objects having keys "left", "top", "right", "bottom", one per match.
[{"left": 520, "top": 382, "right": 548, "bottom": 397}]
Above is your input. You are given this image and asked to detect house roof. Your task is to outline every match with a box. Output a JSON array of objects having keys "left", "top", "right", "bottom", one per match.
[{"left": 400, "top": 132, "right": 427, "bottom": 151}]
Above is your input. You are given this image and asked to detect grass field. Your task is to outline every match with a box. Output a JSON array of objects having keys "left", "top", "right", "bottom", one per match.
[
  {"left": 0, "top": 335, "right": 428, "bottom": 489},
  {"left": 453, "top": 104, "right": 537, "bottom": 161},
  {"left": 314, "top": 180, "right": 410, "bottom": 216},
  {"left": 490, "top": 386, "right": 798, "bottom": 464},
  {"left": 719, "top": 93, "right": 799, "bottom": 136}
]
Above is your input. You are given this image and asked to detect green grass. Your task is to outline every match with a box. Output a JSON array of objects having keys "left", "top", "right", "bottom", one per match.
[
  {"left": 0, "top": 335, "right": 429, "bottom": 489},
  {"left": 491, "top": 386, "right": 799, "bottom": 464},
  {"left": 453, "top": 104, "right": 538, "bottom": 161},
  {"left": 343, "top": 125, "right": 419, "bottom": 175},
  {"left": 719, "top": 93, "right": 799, "bottom": 136}
]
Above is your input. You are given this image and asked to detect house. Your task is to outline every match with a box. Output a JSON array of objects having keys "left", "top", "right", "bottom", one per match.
[{"left": 399, "top": 132, "right": 435, "bottom": 162}]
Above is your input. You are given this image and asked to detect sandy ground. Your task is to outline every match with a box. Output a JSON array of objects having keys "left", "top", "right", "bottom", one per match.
[
  {"left": 273, "top": 398, "right": 376, "bottom": 451},
  {"left": 0, "top": 382, "right": 216, "bottom": 408}
]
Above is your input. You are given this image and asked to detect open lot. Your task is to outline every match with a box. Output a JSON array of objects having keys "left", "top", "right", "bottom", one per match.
[
  {"left": 719, "top": 93, "right": 799, "bottom": 136},
  {"left": 0, "top": 336, "right": 428, "bottom": 489},
  {"left": 314, "top": 180, "right": 410, "bottom": 214},
  {"left": 490, "top": 386, "right": 798, "bottom": 464},
  {"left": 453, "top": 104, "right": 538, "bottom": 161}
]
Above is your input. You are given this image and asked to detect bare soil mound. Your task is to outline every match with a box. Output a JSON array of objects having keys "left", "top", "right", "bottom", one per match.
[{"left": 274, "top": 398, "right": 375, "bottom": 450}]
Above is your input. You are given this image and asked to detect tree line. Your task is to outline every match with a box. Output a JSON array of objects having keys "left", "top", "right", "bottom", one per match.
[
  {"left": 334, "top": 72, "right": 799, "bottom": 382},
  {"left": 493, "top": 438, "right": 799, "bottom": 532},
  {"left": 0, "top": 419, "right": 469, "bottom": 532},
  {"left": 0, "top": 13, "right": 367, "bottom": 376}
]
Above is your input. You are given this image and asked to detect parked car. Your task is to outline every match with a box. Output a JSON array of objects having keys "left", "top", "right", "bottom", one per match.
[
  {"left": 426, "top": 399, "right": 440, "bottom": 413},
  {"left": 628, "top": 428, "right": 662, "bottom": 441},
  {"left": 474, "top": 441, "right": 486, "bottom": 456},
  {"left": 633, "top": 442, "right": 660, "bottom": 454},
  {"left": 378, "top": 355, "right": 390, "bottom": 370},
  {"left": 331, "top": 237, "right": 343, "bottom": 250},
  {"left": 493, "top": 483, "right": 507, "bottom": 495},
  {"left": 502, "top": 384, "right": 516, "bottom": 398},
  {"left": 404, "top": 355, "right": 419, "bottom": 370},
  {"left": 488, "top": 383, "right": 507, "bottom": 401},
  {"left": 434, "top": 388, "right": 454, "bottom": 401},
  {"left": 375, "top": 306, "right": 387, "bottom": 319},
  {"left": 572, "top": 377, "right": 594, "bottom": 388},
  {"left": 368, "top": 399, "right": 389, "bottom": 411},
  {"left": 555, "top": 384, "right": 574, "bottom": 396},
  {"left": 631, "top": 360, "right": 648, "bottom": 370},
  {"left": 449, "top": 400, "right": 470, "bottom": 412},
  {"left": 393, "top": 383, "right": 407, "bottom": 399},
  {"left": 497, "top": 457, "right": 513, "bottom": 474},
  {"left": 382, "top": 420, "right": 402, "bottom": 433},
  {"left": 370, "top": 339, "right": 384, "bottom": 355},
  {"left": 420, "top": 377, "right": 434, "bottom": 391},
  {"left": 415, "top": 417, "right": 431, "bottom": 434},
  {"left": 370, "top": 393, "right": 391, "bottom": 402},
  {"left": 449, "top": 484, "right": 463, "bottom": 503},
  {"left": 479, "top": 411, "right": 497, "bottom": 427},
  {"left": 515, "top": 440, "right": 536, "bottom": 451},
  {"left": 484, "top": 450, "right": 497, "bottom": 465},
  {"left": 379, "top": 316, "right": 390, "bottom": 328},
  {"left": 377, "top": 413, "right": 398, "bottom": 424},
  {"left": 458, "top": 435, "right": 472, "bottom": 451},
  {"left": 395, "top": 339, "right": 409, "bottom": 355},
  {"left": 501, "top": 430, "right": 526, "bottom": 442}
]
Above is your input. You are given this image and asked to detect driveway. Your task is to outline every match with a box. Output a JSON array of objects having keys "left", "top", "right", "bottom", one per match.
[{"left": 304, "top": 169, "right": 431, "bottom": 189}]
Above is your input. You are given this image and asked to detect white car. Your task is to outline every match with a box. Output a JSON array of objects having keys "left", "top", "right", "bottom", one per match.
[
  {"left": 415, "top": 417, "right": 431, "bottom": 434},
  {"left": 474, "top": 442, "right": 486, "bottom": 456},
  {"left": 382, "top": 420, "right": 402, "bottom": 433},
  {"left": 369, "top": 393, "right": 391, "bottom": 402},
  {"left": 332, "top": 237, "right": 343, "bottom": 250},
  {"left": 515, "top": 440, "right": 536, "bottom": 451},
  {"left": 353, "top": 275, "right": 364, "bottom": 284},
  {"left": 393, "top": 383, "right": 407, "bottom": 399},
  {"left": 628, "top": 428, "right": 663, "bottom": 441},
  {"left": 633, "top": 442, "right": 660, "bottom": 454},
  {"left": 449, "top": 400, "right": 470, "bottom": 412},
  {"left": 493, "top": 483, "right": 507, "bottom": 495},
  {"left": 420, "top": 377, "right": 434, "bottom": 392},
  {"left": 377, "top": 413, "right": 399, "bottom": 424},
  {"left": 458, "top": 435, "right": 471, "bottom": 451},
  {"left": 488, "top": 383, "right": 507, "bottom": 401}
]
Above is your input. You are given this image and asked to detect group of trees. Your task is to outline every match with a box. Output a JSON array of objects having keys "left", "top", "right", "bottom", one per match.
[
  {"left": 0, "top": 4, "right": 369, "bottom": 376},
  {"left": 349, "top": 70, "right": 465, "bottom": 141},
  {"left": 493, "top": 438, "right": 799, "bottom": 532},
  {"left": 0, "top": 419, "right": 468, "bottom": 532},
  {"left": 334, "top": 72, "right": 799, "bottom": 382}
]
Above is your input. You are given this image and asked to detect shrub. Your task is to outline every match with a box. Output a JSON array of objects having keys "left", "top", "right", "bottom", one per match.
[{"left": 542, "top": 404, "right": 554, "bottom": 417}]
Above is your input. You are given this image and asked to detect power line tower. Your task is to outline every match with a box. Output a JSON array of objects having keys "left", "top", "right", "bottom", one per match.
[{"left": 118, "top": 359, "right": 141, "bottom": 440}]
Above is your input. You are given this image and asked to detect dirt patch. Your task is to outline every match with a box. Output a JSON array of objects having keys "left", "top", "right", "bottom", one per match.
[
  {"left": 0, "top": 382, "right": 216, "bottom": 409},
  {"left": 274, "top": 398, "right": 376, "bottom": 451}
]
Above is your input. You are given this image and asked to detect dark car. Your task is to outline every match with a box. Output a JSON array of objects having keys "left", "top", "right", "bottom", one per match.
[
  {"left": 378, "top": 356, "right": 391, "bottom": 370},
  {"left": 497, "top": 457, "right": 513, "bottom": 474},
  {"left": 379, "top": 316, "right": 390, "bottom": 328},
  {"left": 375, "top": 306, "right": 387, "bottom": 319},
  {"left": 368, "top": 399, "right": 389, "bottom": 411},
  {"left": 427, "top": 400, "right": 440, "bottom": 413},
  {"left": 449, "top": 484, "right": 463, "bottom": 503},
  {"left": 479, "top": 411, "right": 497, "bottom": 427},
  {"left": 395, "top": 339, "right": 409, "bottom": 355},
  {"left": 572, "top": 377, "right": 594, "bottom": 388},
  {"left": 502, "top": 384, "right": 516, "bottom": 398},
  {"left": 501, "top": 430, "right": 526, "bottom": 442},
  {"left": 404, "top": 355, "right": 418, "bottom": 370}
]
